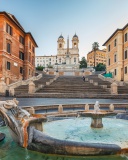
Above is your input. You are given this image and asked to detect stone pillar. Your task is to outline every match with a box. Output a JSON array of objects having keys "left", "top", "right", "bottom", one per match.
[
  {"left": 85, "top": 78, "right": 88, "bottom": 81},
  {"left": 89, "top": 79, "right": 93, "bottom": 83},
  {"left": 28, "top": 81, "right": 35, "bottom": 93},
  {"left": 0, "top": 78, "right": 7, "bottom": 94},
  {"left": 85, "top": 104, "right": 89, "bottom": 111},
  {"left": 91, "top": 117, "right": 103, "bottom": 128},
  {"left": 9, "top": 87, "right": 15, "bottom": 96},
  {"left": 111, "top": 82, "right": 118, "bottom": 94},
  {"left": 93, "top": 82, "right": 98, "bottom": 86},
  {"left": 109, "top": 104, "right": 114, "bottom": 112},
  {"left": 58, "top": 104, "right": 63, "bottom": 114}
]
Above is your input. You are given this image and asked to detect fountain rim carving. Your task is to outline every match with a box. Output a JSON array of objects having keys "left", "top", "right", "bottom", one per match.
[{"left": 0, "top": 99, "right": 128, "bottom": 156}]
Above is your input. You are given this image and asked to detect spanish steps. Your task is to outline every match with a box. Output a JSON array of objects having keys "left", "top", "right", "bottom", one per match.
[
  {"left": 14, "top": 74, "right": 55, "bottom": 95},
  {"left": 14, "top": 73, "right": 128, "bottom": 98}
]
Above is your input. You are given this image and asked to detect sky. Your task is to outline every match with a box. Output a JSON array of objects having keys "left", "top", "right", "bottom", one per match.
[{"left": 0, "top": 0, "right": 128, "bottom": 59}]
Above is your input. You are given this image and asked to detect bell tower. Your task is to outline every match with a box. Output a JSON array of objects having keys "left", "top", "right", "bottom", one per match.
[
  {"left": 57, "top": 34, "right": 65, "bottom": 49},
  {"left": 72, "top": 33, "right": 79, "bottom": 49}
]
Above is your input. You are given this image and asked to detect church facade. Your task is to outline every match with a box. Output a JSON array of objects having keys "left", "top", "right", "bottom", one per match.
[{"left": 35, "top": 34, "right": 79, "bottom": 69}]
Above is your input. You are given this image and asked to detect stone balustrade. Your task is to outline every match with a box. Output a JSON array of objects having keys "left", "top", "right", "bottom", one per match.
[
  {"left": 109, "top": 104, "right": 114, "bottom": 112},
  {"left": 93, "top": 82, "right": 98, "bottom": 86},
  {"left": 46, "top": 76, "right": 58, "bottom": 86},
  {"left": 85, "top": 104, "right": 89, "bottom": 111},
  {"left": 98, "top": 74, "right": 115, "bottom": 83},
  {"left": 111, "top": 82, "right": 118, "bottom": 94},
  {"left": 0, "top": 78, "right": 7, "bottom": 94},
  {"left": 101, "top": 85, "right": 107, "bottom": 89},
  {"left": 58, "top": 104, "right": 63, "bottom": 114},
  {"left": 28, "top": 81, "right": 35, "bottom": 93}
]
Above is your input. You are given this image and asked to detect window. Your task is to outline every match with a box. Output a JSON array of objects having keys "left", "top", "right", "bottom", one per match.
[
  {"left": 49, "top": 58, "right": 51, "bottom": 61},
  {"left": 20, "top": 67, "right": 23, "bottom": 74},
  {"left": 74, "top": 58, "right": 76, "bottom": 63},
  {"left": 124, "top": 50, "right": 127, "bottom": 59},
  {"left": 114, "top": 54, "right": 117, "bottom": 62},
  {"left": 114, "top": 69, "right": 117, "bottom": 76},
  {"left": 125, "top": 66, "right": 127, "bottom": 74},
  {"left": 108, "top": 45, "right": 110, "bottom": 52},
  {"left": 6, "top": 23, "right": 12, "bottom": 35},
  {"left": 19, "top": 51, "right": 24, "bottom": 60},
  {"left": 29, "top": 53, "right": 31, "bottom": 62},
  {"left": 125, "top": 33, "right": 127, "bottom": 42},
  {"left": 32, "top": 57, "right": 34, "bottom": 65},
  {"left": 59, "top": 44, "right": 62, "bottom": 48},
  {"left": 32, "top": 46, "right": 35, "bottom": 53},
  {"left": 29, "top": 41, "right": 31, "bottom": 49},
  {"left": 7, "top": 43, "right": 11, "bottom": 53},
  {"left": 29, "top": 69, "right": 31, "bottom": 75},
  {"left": 114, "top": 39, "right": 117, "bottom": 47},
  {"left": 7, "top": 61, "right": 10, "bottom": 70},
  {"left": 108, "top": 58, "right": 110, "bottom": 65},
  {"left": 19, "top": 35, "right": 24, "bottom": 45}
]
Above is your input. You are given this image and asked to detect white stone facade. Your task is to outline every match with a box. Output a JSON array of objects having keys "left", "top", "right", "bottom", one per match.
[{"left": 35, "top": 34, "right": 79, "bottom": 69}]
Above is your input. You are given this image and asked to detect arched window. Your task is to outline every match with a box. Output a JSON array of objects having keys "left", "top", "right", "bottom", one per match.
[
  {"left": 74, "top": 43, "right": 77, "bottom": 48},
  {"left": 59, "top": 43, "right": 62, "bottom": 48}
]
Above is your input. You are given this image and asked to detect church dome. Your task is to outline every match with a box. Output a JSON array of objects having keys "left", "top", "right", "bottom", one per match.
[
  {"left": 58, "top": 34, "right": 64, "bottom": 39},
  {"left": 73, "top": 33, "right": 78, "bottom": 38}
]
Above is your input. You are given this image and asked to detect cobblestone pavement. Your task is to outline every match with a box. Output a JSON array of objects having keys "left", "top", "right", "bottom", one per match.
[{"left": 0, "top": 97, "right": 128, "bottom": 106}]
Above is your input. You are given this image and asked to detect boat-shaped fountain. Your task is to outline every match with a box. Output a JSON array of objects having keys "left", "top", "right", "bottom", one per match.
[{"left": 0, "top": 99, "right": 128, "bottom": 156}]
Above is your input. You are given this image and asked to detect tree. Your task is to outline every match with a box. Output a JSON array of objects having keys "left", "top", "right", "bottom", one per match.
[
  {"left": 92, "top": 42, "right": 99, "bottom": 68},
  {"left": 95, "top": 63, "right": 106, "bottom": 71},
  {"left": 36, "top": 65, "right": 44, "bottom": 71},
  {"left": 79, "top": 57, "right": 87, "bottom": 68}
]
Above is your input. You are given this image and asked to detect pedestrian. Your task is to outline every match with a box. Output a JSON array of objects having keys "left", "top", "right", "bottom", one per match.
[{"left": 82, "top": 76, "right": 85, "bottom": 82}]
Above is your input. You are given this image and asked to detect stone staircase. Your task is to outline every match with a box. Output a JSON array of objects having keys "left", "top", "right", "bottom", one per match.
[
  {"left": 37, "top": 75, "right": 110, "bottom": 94},
  {"left": 87, "top": 75, "right": 111, "bottom": 88},
  {"left": 118, "top": 85, "right": 128, "bottom": 94},
  {"left": 14, "top": 74, "right": 55, "bottom": 95}
]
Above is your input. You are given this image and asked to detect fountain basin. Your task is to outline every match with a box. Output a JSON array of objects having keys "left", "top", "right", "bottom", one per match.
[
  {"left": 29, "top": 117, "right": 128, "bottom": 156},
  {"left": 79, "top": 111, "right": 116, "bottom": 128}
]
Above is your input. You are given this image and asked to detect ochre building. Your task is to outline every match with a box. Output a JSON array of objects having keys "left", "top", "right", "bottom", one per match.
[
  {"left": 87, "top": 49, "right": 106, "bottom": 67},
  {"left": 103, "top": 23, "right": 128, "bottom": 81},
  {"left": 0, "top": 11, "right": 38, "bottom": 84}
]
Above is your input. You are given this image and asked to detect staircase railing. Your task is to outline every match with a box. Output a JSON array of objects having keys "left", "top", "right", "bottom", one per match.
[{"left": 8, "top": 74, "right": 42, "bottom": 90}]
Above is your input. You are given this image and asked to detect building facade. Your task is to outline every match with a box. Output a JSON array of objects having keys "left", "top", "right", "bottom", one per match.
[
  {"left": 35, "top": 34, "right": 79, "bottom": 69},
  {"left": 103, "top": 23, "right": 128, "bottom": 81},
  {"left": 0, "top": 12, "right": 38, "bottom": 84},
  {"left": 87, "top": 49, "right": 106, "bottom": 67}
]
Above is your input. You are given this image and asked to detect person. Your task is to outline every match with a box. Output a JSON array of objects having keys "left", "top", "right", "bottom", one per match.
[{"left": 82, "top": 76, "right": 85, "bottom": 82}]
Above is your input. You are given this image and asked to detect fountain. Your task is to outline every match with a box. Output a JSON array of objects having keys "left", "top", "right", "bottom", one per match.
[
  {"left": 0, "top": 99, "right": 128, "bottom": 156},
  {"left": 79, "top": 101, "right": 116, "bottom": 128}
]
